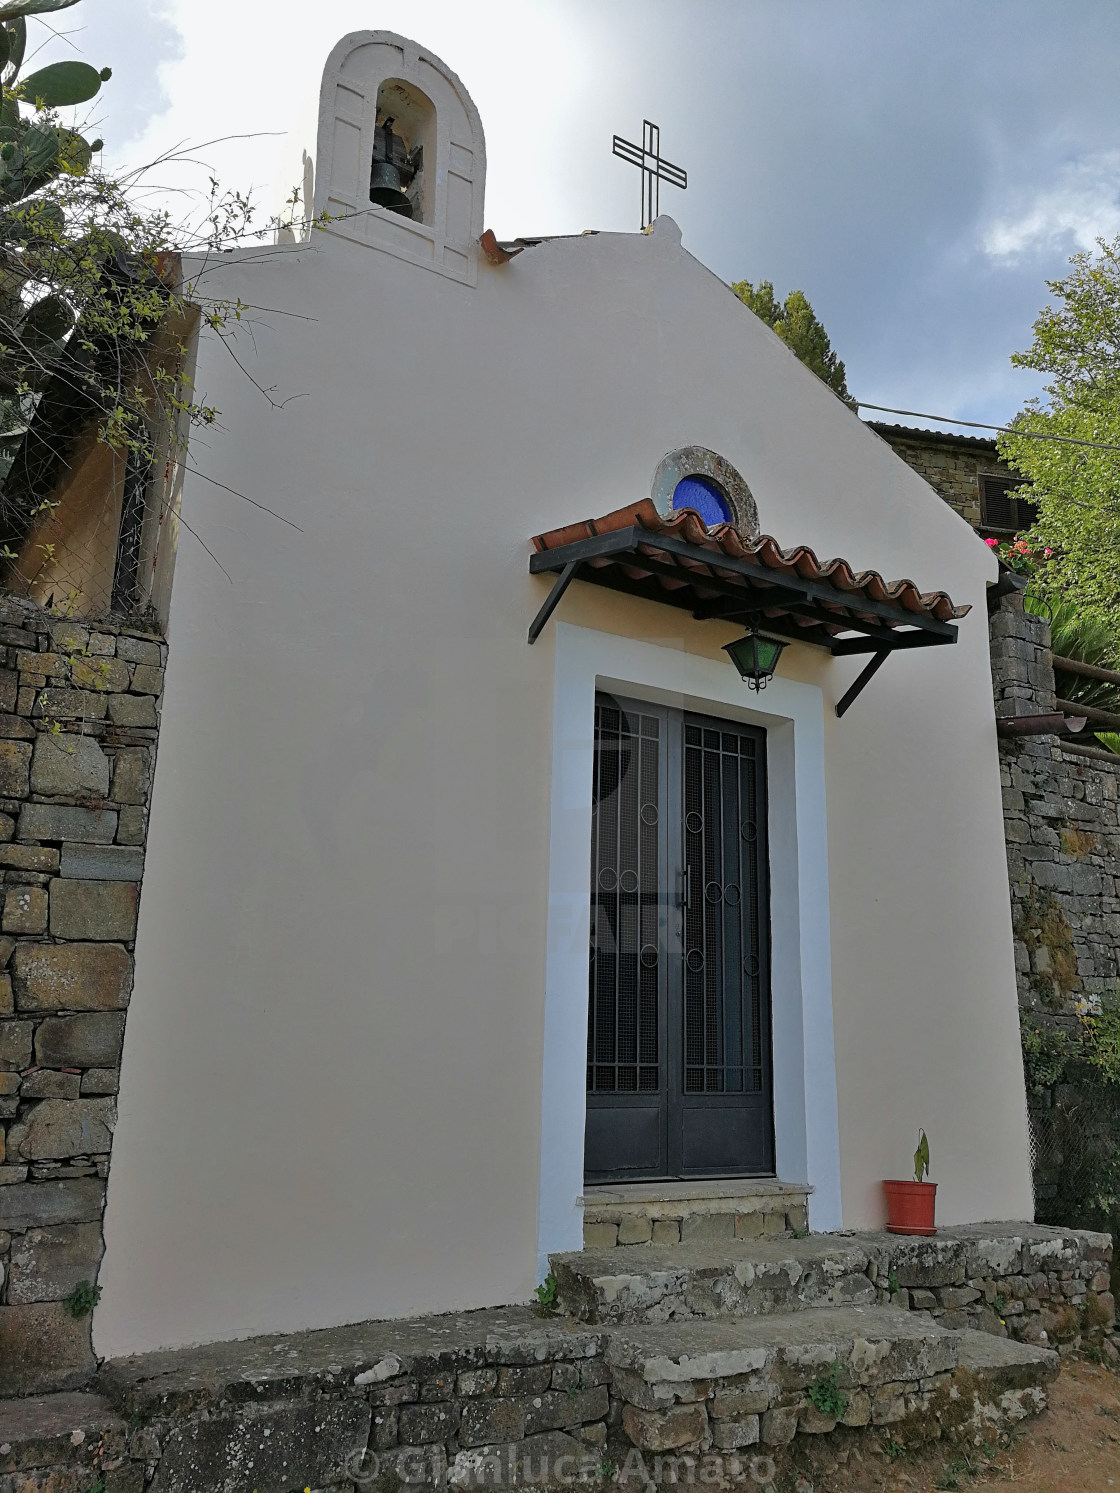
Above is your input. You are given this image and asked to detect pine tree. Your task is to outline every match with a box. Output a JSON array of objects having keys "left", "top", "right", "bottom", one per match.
[{"left": 731, "top": 279, "right": 849, "bottom": 399}]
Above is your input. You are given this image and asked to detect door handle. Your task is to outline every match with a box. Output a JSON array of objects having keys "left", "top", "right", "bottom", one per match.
[{"left": 680, "top": 865, "right": 693, "bottom": 911}]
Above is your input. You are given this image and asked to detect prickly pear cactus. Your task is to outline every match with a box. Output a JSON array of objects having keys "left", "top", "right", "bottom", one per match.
[{"left": 0, "top": 0, "right": 111, "bottom": 468}]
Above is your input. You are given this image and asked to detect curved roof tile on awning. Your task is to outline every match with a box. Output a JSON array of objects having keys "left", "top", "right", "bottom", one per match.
[{"left": 528, "top": 499, "right": 970, "bottom": 656}]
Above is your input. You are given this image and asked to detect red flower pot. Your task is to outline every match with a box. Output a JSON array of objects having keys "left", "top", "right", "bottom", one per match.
[{"left": 883, "top": 1179, "right": 937, "bottom": 1236}]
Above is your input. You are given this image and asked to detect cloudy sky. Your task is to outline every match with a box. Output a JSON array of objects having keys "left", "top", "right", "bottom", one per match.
[{"left": 46, "top": 0, "right": 1120, "bottom": 429}]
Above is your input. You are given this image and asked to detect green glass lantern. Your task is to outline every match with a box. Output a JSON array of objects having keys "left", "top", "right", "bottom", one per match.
[{"left": 722, "top": 629, "right": 788, "bottom": 692}]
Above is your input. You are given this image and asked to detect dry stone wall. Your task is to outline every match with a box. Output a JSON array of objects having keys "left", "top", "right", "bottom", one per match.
[
  {"left": 0, "top": 594, "right": 165, "bottom": 1396},
  {"left": 989, "top": 596, "right": 1120, "bottom": 1251}
]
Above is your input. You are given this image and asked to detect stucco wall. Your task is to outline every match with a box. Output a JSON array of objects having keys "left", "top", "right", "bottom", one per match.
[{"left": 93, "top": 197, "right": 1032, "bottom": 1355}]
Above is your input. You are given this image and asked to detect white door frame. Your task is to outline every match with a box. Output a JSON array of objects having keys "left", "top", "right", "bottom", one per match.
[{"left": 536, "top": 622, "right": 842, "bottom": 1274}]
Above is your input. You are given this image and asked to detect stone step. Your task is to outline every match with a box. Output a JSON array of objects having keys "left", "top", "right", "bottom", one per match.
[
  {"left": 0, "top": 1391, "right": 127, "bottom": 1482},
  {"left": 581, "top": 1180, "right": 810, "bottom": 1249},
  {"left": 604, "top": 1305, "right": 1059, "bottom": 1457},
  {"left": 0, "top": 1298, "right": 1068, "bottom": 1492},
  {"left": 552, "top": 1234, "right": 879, "bottom": 1324},
  {"left": 549, "top": 1221, "right": 1115, "bottom": 1334}
]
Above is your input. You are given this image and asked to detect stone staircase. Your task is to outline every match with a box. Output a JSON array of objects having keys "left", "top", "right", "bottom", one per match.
[
  {"left": 545, "top": 1220, "right": 1114, "bottom": 1475},
  {"left": 0, "top": 1222, "right": 1111, "bottom": 1491}
]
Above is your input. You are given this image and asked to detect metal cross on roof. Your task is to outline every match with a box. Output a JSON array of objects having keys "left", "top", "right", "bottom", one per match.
[{"left": 612, "top": 120, "right": 687, "bottom": 230}]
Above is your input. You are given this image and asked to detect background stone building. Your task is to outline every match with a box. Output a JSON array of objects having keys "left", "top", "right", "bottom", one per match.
[{"left": 867, "top": 418, "right": 1120, "bottom": 1264}]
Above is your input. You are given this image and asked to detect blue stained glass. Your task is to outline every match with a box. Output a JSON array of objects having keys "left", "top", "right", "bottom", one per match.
[{"left": 672, "top": 476, "right": 732, "bottom": 527}]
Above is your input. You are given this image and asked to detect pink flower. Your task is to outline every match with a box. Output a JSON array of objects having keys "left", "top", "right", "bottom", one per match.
[
  {"left": 985, "top": 537, "right": 999, "bottom": 547},
  {"left": 1044, "top": 548, "right": 1053, "bottom": 558}
]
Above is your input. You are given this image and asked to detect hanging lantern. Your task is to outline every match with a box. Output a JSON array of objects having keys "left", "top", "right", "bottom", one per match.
[
  {"left": 722, "top": 629, "right": 788, "bottom": 692},
  {"left": 370, "top": 117, "right": 416, "bottom": 218}
]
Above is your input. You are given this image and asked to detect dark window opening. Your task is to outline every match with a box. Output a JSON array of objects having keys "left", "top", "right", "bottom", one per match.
[
  {"left": 111, "top": 446, "right": 151, "bottom": 616},
  {"left": 979, "top": 474, "right": 1037, "bottom": 535}
]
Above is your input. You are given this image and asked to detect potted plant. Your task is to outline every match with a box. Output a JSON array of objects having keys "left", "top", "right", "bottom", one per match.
[{"left": 883, "top": 1130, "right": 937, "bottom": 1235}]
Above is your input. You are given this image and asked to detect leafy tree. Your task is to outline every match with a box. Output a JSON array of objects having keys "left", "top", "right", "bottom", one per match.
[
  {"left": 998, "top": 236, "right": 1120, "bottom": 626},
  {"left": 1024, "top": 591, "right": 1120, "bottom": 753},
  {"left": 730, "top": 278, "right": 849, "bottom": 398},
  {"left": 0, "top": 0, "right": 322, "bottom": 614}
]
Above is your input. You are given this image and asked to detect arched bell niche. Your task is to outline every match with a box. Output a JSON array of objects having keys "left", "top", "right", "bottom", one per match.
[
  {"left": 652, "top": 447, "right": 759, "bottom": 535},
  {"left": 371, "top": 78, "right": 435, "bottom": 224},
  {"left": 315, "top": 31, "right": 486, "bottom": 286}
]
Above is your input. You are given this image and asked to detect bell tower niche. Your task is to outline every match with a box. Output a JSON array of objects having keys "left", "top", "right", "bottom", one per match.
[{"left": 315, "top": 31, "right": 486, "bottom": 286}]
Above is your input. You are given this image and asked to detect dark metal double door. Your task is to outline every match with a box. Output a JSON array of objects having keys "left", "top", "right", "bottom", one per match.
[{"left": 585, "top": 694, "right": 774, "bottom": 1183}]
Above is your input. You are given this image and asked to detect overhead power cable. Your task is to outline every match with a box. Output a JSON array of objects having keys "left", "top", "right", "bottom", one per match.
[{"left": 854, "top": 401, "right": 1120, "bottom": 455}]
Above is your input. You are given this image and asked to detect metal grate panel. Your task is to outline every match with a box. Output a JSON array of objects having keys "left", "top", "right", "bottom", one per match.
[
  {"left": 682, "top": 719, "right": 765, "bottom": 1094},
  {"left": 588, "top": 700, "right": 661, "bottom": 1094}
]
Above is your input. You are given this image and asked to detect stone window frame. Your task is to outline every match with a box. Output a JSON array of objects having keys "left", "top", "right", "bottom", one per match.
[{"left": 651, "top": 447, "right": 759, "bottom": 536}]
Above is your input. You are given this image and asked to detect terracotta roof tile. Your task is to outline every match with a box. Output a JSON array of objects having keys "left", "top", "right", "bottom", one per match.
[{"left": 532, "top": 499, "right": 970, "bottom": 629}]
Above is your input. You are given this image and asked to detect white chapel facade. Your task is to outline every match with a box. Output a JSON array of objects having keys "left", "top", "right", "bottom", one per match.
[{"left": 94, "top": 32, "right": 1033, "bottom": 1358}]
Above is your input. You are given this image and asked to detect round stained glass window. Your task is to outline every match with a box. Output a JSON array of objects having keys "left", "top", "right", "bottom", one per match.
[{"left": 671, "top": 475, "right": 733, "bottom": 527}]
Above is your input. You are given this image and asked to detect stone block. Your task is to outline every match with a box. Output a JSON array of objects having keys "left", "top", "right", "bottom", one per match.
[
  {"left": 13, "top": 942, "right": 132, "bottom": 1011},
  {"left": 0, "top": 842, "right": 58, "bottom": 871},
  {"left": 651, "top": 1220, "right": 680, "bottom": 1245},
  {"left": 115, "top": 635, "right": 161, "bottom": 666},
  {"left": 129, "top": 664, "right": 164, "bottom": 696},
  {"left": 938, "top": 1286, "right": 981, "bottom": 1310},
  {"left": 0, "top": 713, "right": 35, "bottom": 739},
  {"left": 21, "top": 1070, "right": 80, "bottom": 1099},
  {"left": 111, "top": 747, "right": 150, "bottom": 806},
  {"left": 3, "top": 885, "right": 47, "bottom": 934},
  {"left": 0, "top": 1302, "right": 95, "bottom": 1394},
  {"left": 35, "top": 1012, "right": 125, "bottom": 1068},
  {"left": 107, "top": 693, "right": 158, "bottom": 728},
  {"left": 30, "top": 734, "right": 110, "bottom": 797},
  {"left": 420, "top": 1369, "right": 457, "bottom": 1401},
  {"left": 458, "top": 1367, "right": 499, "bottom": 1397},
  {"left": 8, "top": 1097, "right": 116, "bottom": 1159},
  {"left": 81, "top": 1068, "right": 119, "bottom": 1095},
  {"left": 15, "top": 650, "right": 67, "bottom": 679},
  {"left": 0, "top": 739, "right": 31, "bottom": 796},
  {"left": 909, "top": 1289, "right": 937, "bottom": 1311},
  {"left": 6, "top": 1221, "right": 104, "bottom": 1303},
  {"left": 50, "top": 879, "right": 138, "bottom": 941},
  {"left": 34, "top": 688, "right": 107, "bottom": 721},
  {"left": 61, "top": 843, "right": 145, "bottom": 881},
  {"left": 459, "top": 1398, "right": 526, "bottom": 1448},
  {"left": 871, "top": 1384, "right": 907, "bottom": 1424},
  {"left": 759, "top": 1406, "right": 798, "bottom": 1446},
  {"left": 711, "top": 1415, "right": 759, "bottom": 1449},
  {"left": 70, "top": 656, "right": 130, "bottom": 693},
  {"left": 0, "top": 1177, "right": 104, "bottom": 1231},
  {"left": 525, "top": 1386, "right": 609, "bottom": 1435},
  {"left": 50, "top": 622, "right": 90, "bottom": 654},
  {"left": 583, "top": 1222, "right": 617, "bottom": 1249},
  {"left": 19, "top": 804, "right": 118, "bottom": 844},
  {"left": 0, "top": 1019, "right": 32, "bottom": 1069},
  {"left": 149, "top": 1399, "right": 371, "bottom": 1493},
  {"left": 840, "top": 1390, "right": 872, "bottom": 1427},
  {"left": 680, "top": 1213, "right": 734, "bottom": 1243},
  {"left": 617, "top": 1215, "right": 652, "bottom": 1245},
  {"left": 498, "top": 1365, "right": 552, "bottom": 1395},
  {"left": 798, "top": 1405, "right": 838, "bottom": 1435},
  {"left": 88, "top": 632, "right": 115, "bottom": 656},
  {"left": 399, "top": 1402, "right": 459, "bottom": 1444},
  {"left": 115, "top": 806, "right": 146, "bottom": 844},
  {"left": 622, "top": 1402, "right": 707, "bottom": 1451},
  {"left": 711, "top": 1386, "right": 772, "bottom": 1418},
  {"left": 734, "top": 1212, "right": 765, "bottom": 1240}
]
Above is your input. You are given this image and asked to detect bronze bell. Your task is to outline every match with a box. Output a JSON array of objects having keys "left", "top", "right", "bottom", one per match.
[{"left": 370, "top": 117, "right": 415, "bottom": 218}]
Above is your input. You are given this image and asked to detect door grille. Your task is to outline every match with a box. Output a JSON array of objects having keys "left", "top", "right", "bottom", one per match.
[
  {"left": 682, "top": 721, "right": 765, "bottom": 1094},
  {"left": 588, "top": 700, "right": 661, "bottom": 1094}
]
